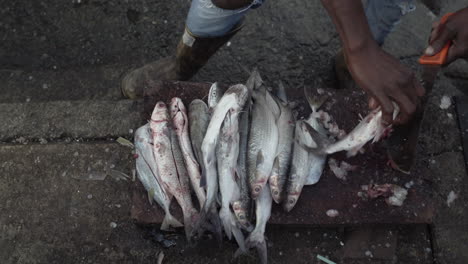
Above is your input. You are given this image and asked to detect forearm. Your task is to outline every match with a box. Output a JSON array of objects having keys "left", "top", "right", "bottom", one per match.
[{"left": 320, "top": 0, "right": 376, "bottom": 54}]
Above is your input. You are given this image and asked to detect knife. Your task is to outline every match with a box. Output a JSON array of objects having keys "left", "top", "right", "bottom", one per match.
[{"left": 385, "top": 13, "right": 454, "bottom": 174}]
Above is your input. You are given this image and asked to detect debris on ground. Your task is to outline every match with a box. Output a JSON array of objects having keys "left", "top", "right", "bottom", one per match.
[
  {"left": 364, "top": 184, "right": 408, "bottom": 206},
  {"left": 447, "top": 191, "right": 458, "bottom": 207},
  {"left": 328, "top": 158, "right": 357, "bottom": 180},
  {"left": 116, "top": 137, "right": 135, "bottom": 148},
  {"left": 108, "top": 169, "right": 131, "bottom": 181},
  {"left": 440, "top": 95, "right": 452, "bottom": 109},
  {"left": 326, "top": 209, "right": 339, "bottom": 218},
  {"left": 317, "top": 254, "right": 337, "bottom": 264}
]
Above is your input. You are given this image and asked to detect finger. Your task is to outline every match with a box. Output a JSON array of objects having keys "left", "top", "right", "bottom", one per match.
[
  {"left": 429, "top": 21, "right": 442, "bottom": 43},
  {"left": 368, "top": 97, "right": 379, "bottom": 109},
  {"left": 375, "top": 93, "right": 394, "bottom": 124},
  {"left": 392, "top": 93, "right": 416, "bottom": 124},
  {"left": 426, "top": 23, "right": 456, "bottom": 55}
]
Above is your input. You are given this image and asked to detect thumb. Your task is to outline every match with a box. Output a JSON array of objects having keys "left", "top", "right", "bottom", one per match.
[{"left": 425, "top": 23, "right": 456, "bottom": 56}]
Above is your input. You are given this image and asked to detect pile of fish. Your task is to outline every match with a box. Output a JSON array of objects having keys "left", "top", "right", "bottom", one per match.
[{"left": 134, "top": 70, "right": 396, "bottom": 263}]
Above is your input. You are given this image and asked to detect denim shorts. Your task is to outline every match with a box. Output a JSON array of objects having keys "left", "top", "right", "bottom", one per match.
[{"left": 186, "top": 0, "right": 415, "bottom": 45}]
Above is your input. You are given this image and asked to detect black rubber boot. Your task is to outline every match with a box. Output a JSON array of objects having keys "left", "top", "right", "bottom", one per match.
[{"left": 121, "top": 25, "right": 242, "bottom": 99}]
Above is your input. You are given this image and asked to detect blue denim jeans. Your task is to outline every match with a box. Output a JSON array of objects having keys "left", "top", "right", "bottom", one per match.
[{"left": 186, "top": 0, "right": 415, "bottom": 45}]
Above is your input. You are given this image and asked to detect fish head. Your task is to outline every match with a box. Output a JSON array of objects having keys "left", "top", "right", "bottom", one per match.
[
  {"left": 270, "top": 186, "right": 282, "bottom": 204},
  {"left": 208, "top": 82, "right": 221, "bottom": 109},
  {"left": 150, "top": 101, "right": 170, "bottom": 123},
  {"left": 269, "top": 172, "right": 282, "bottom": 203},
  {"left": 283, "top": 192, "right": 300, "bottom": 212},
  {"left": 169, "top": 97, "right": 182, "bottom": 119},
  {"left": 225, "top": 84, "right": 248, "bottom": 105},
  {"left": 232, "top": 202, "right": 251, "bottom": 229}
]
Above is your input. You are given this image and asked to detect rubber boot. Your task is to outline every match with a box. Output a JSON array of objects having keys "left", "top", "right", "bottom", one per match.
[{"left": 121, "top": 25, "right": 242, "bottom": 99}]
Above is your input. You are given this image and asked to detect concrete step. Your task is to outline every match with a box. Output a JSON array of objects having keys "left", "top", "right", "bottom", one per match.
[
  {"left": 0, "top": 81, "right": 214, "bottom": 143},
  {"left": 0, "top": 64, "right": 128, "bottom": 103},
  {"left": 0, "top": 99, "right": 144, "bottom": 142}
]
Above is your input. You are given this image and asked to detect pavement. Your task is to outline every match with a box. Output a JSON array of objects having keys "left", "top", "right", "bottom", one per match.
[{"left": 1, "top": 0, "right": 468, "bottom": 263}]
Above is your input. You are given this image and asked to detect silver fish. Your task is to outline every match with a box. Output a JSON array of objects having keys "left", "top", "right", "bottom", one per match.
[
  {"left": 325, "top": 104, "right": 398, "bottom": 157},
  {"left": 284, "top": 121, "right": 317, "bottom": 212},
  {"left": 217, "top": 111, "right": 246, "bottom": 252},
  {"left": 200, "top": 84, "right": 249, "bottom": 216},
  {"left": 269, "top": 83, "right": 295, "bottom": 203},
  {"left": 188, "top": 99, "right": 209, "bottom": 171},
  {"left": 244, "top": 184, "right": 272, "bottom": 264},
  {"left": 233, "top": 70, "right": 259, "bottom": 231},
  {"left": 150, "top": 102, "right": 198, "bottom": 241},
  {"left": 303, "top": 89, "right": 329, "bottom": 185},
  {"left": 134, "top": 124, "right": 183, "bottom": 231},
  {"left": 248, "top": 86, "right": 280, "bottom": 199},
  {"left": 170, "top": 97, "right": 206, "bottom": 208}
]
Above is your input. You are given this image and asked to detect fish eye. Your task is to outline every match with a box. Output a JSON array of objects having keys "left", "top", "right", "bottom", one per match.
[
  {"left": 254, "top": 187, "right": 260, "bottom": 193},
  {"left": 289, "top": 198, "right": 295, "bottom": 204},
  {"left": 239, "top": 215, "right": 245, "bottom": 220},
  {"left": 274, "top": 191, "right": 279, "bottom": 196}
]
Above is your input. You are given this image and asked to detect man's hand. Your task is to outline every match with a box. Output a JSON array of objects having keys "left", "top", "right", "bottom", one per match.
[
  {"left": 320, "top": 0, "right": 425, "bottom": 124},
  {"left": 347, "top": 41, "right": 425, "bottom": 124},
  {"left": 425, "top": 7, "right": 468, "bottom": 65}
]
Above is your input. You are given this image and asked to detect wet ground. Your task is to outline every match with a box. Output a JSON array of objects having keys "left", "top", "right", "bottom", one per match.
[{"left": 1, "top": 0, "right": 468, "bottom": 263}]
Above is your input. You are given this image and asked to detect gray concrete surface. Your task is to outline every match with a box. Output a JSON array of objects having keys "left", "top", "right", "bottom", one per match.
[{"left": 0, "top": 100, "right": 143, "bottom": 142}]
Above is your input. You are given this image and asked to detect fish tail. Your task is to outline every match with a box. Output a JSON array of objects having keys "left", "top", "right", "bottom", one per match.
[
  {"left": 219, "top": 207, "right": 233, "bottom": 240},
  {"left": 304, "top": 86, "right": 328, "bottom": 112},
  {"left": 191, "top": 204, "right": 222, "bottom": 242},
  {"left": 182, "top": 208, "right": 199, "bottom": 243},
  {"left": 246, "top": 231, "right": 268, "bottom": 264},
  {"left": 232, "top": 226, "right": 247, "bottom": 259},
  {"left": 160, "top": 212, "right": 183, "bottom": 231}
]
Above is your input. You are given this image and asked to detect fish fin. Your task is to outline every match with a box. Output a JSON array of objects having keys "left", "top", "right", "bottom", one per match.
[
  {"left": 275, "top": 81, "right": 288, "bottom": 103},
  {"left": 233, "top": 168, "right": 240, "bottom": 183},
  {"left": 272, "top": 156, "right": 280, "bottom": 174},
  {"left": 160, "top": 213, "right": 183, "bottom": 231},
  {"left": 304, "top": 86, "right": 328, "bottom": 112},
  {"left": 147, "top": 188, "right": 155, "bottom": 205},
  {"left": 301, "top": 121, "right": 329, "bottom": 149},
  {"left": 256, "top": 151, "right": 265, "bottom": 167},
  {"left": 265, "top": 90, "right": 281, "bottom": 119}
]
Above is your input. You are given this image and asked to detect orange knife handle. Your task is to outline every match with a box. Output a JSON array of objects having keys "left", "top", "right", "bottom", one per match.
[{"left": 419, "top": 13, "right": 454, "bottom": 65}]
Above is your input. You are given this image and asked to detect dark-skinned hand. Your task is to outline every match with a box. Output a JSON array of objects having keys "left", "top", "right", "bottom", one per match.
[
  {"left": 346, "top": 41, "right": 425, "bottom": 124},
  {"left": 425, "top": 7, "right": 468, "bottom": 65}
]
